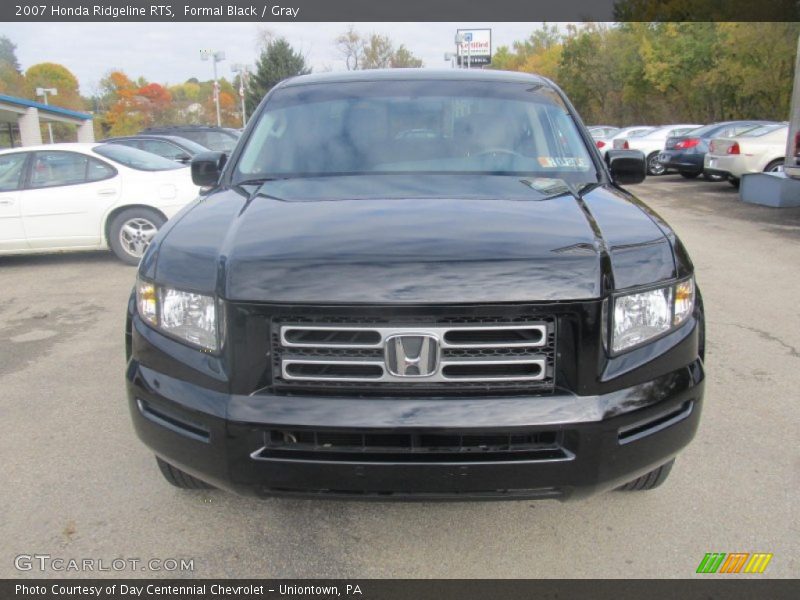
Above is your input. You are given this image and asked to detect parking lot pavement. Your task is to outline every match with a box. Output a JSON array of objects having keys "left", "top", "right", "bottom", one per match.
[{"left": 0, "top": 175, "right": 798, "bottom": 579}]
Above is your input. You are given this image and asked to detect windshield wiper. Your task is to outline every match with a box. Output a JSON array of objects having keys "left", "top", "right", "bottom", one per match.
[
  {"left": 519, "top": 178, "right": 596, "bottom": 201},
  {"left": 233, "top": 176, "right": 286, "bottom": 187}
]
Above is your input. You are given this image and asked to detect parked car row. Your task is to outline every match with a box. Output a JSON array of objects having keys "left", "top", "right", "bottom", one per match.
[
  {"left": 101, "top": 125, "right": 241, "bottom": 163},
  {"left": 658, "top": 120, "right": 774, "bottom": 181},
  {"left": 0, "top": 126, "right": 244, "bottom": 264},
  {"left": 703, "top": 123, "right": 790, "bottom": 187},
  {"left": 0, "top": 143, "right": 201, "bottom": 264},
  {"left": 592, "top": 120, "right": 789, "bottom": 184}
]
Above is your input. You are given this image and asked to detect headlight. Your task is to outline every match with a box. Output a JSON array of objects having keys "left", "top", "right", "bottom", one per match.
[
  {"left": 135, "top": 277, "right": 218, "bottom": 352},
  {"left": 611, "top": 278, "right": 694, "bottom": 353}
]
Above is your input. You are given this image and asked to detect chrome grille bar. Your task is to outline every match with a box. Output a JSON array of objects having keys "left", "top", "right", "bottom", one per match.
[
  {"left": 281, "top": 357, "right": 547, "bottom": 383},
  {"left": 280, "top": 324, "right": 547, "bottom": 349},
  {"left": 278, "top": 322, "right": 551, "bottom": 384}
]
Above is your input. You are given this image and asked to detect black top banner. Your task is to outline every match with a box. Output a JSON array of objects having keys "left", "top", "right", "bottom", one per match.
[{"left": 3, "top": 0, "right": 800, "bottom": 22}]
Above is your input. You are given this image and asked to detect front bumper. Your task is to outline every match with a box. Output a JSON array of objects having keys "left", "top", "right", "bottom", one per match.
[{"left": 126, "top": 355, "right": 705, "bottom": 501}]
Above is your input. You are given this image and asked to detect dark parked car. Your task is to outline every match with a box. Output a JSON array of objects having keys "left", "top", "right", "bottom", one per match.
[
  {"left": 103, "top": 134, "right": 209, "bottom": 164},
  {"left": 658, "top": 120, "right": 773, "bottom": 180},
  {"left": 126, "top": 70, "right": 705, "bottom": 500},
  {"left": 139, "top": 126, "right": 240, "bottom": 153}
]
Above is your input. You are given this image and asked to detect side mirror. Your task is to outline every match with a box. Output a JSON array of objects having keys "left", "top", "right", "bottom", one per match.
[
  {"left": 175, "top": 153, "right": 192, "bottom": 164},
  {"left": 606, "top": 149, "right": 646, "bottom": 185},
  {"left": 191, "top": 151, "right": 227, "bottom": 187}
]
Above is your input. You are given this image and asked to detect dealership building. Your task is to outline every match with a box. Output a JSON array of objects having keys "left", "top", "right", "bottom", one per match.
[{"left": 0, "top": 93, "right": 95, "bottom": 146}]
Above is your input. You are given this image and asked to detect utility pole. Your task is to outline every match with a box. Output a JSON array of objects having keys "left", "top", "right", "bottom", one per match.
[
  {"left": 35, "top": 87, "right": 57, "bottom": 143},
  {"left": 200, "top": 49, "right": 226, "bottom": 127},
  {"left": 231, "top": 63, "right": 250, "bottom": 128}
]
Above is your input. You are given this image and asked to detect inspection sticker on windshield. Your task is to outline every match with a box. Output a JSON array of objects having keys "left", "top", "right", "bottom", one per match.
[{"left": 538, "top": 156, "right": 589, "bottom": 168}]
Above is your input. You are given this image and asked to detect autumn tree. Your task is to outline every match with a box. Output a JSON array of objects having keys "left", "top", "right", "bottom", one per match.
[
  {"left": 98, "top": 70, "right": 141, "bottom": 135},
  {"left": 23, "top": 63, "right": 87, "bottom": 141},
  {"left": 25, "top": 63, "right": 85, "bottom": 110},
  {"left": 335, "top": 28, "right": 424, "bottom": 70}
]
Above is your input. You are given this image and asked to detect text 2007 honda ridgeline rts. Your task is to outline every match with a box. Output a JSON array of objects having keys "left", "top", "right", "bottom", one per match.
[{"left": 126, "top": 70, "right": 705, "bottom": 499}]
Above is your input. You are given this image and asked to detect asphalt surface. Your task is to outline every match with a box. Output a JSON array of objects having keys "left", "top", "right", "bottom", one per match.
[{"left": 1, "top": 175, "right": 798, "bottom": 579}]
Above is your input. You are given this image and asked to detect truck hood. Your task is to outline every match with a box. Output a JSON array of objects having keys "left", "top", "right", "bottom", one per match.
[{"left": 149, "top": 175, "right": 677, "bottom": 304}]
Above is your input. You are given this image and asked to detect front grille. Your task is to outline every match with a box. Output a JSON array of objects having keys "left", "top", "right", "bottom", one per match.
[
  {"left": 252, "top": 428, "right": 571, "bottom": 463},
  {"left": 270, "top": 315, "right": 556, "bottom": 395}
]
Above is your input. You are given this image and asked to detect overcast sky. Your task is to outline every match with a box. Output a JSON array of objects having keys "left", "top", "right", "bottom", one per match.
[{"left": 3, "top": 22, "right": 577, "bottom": 95}]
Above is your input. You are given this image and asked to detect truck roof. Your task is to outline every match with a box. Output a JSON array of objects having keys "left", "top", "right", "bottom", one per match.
[{"left": 278, "top": 68, "right": 551, "bottom": 89}]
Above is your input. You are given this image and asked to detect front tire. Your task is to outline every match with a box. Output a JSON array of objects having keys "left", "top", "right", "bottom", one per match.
[
  {"left": 108, "top": 208, "right": 165, "bottom": 266},
  {"left": 679, "top": 171, "right": 700, "bottom": 179},
  {"left": 156, "top": 457, "right": 213, "bottom": 489},
  {"left": 617, "top": 459, "right": 675, "bottom": 491},
  {"left": 646, "top": 152, "right": 666, "bottom": 176}
]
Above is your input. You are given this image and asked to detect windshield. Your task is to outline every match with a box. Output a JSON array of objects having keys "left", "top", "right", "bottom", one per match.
[
  {"left": 235, "top": 80, "right": 599, "bottom": 185},
  {"left": 93, "top": 143, "right": 184, "bottom": 171}
]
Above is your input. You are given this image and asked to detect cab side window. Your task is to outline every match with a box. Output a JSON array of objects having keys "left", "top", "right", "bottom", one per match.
[
  {"left": 87, "top": 158, "right": 116, "bottom": 182},
  {"left": 30, "top": 152, "right": 89, "bottom": 188},
  {"left": 0, "top": 153, "right": 27, "bottom": 192},
  {"left": 28, "top": 152, "right": 115, "bottom": 188}
]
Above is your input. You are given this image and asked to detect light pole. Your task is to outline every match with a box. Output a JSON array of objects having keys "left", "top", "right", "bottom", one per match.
[
  {"left": 444, "top": 52, "right": 456, "bottom": 69},
  {"left": 231, "top": 63, "right": 250, "bottom": 128},
  {"left": 35, "top": 87, "right": 57, "bottom": 143},
  {"left": 454, "top": 33, "right": 465, "bottom": 69},
  {"left": 200, "top": 49, "right": 226, "bottom": 127}
]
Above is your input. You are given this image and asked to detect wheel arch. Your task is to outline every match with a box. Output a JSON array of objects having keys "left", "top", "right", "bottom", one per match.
[
  {"left": 762, "top": 157, "right": 786, "bottom": 172},
  {"left": 102, "top": 204, "right": 168, "bottom": 247}
]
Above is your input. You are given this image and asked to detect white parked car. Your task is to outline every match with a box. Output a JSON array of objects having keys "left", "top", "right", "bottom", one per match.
[
  {"left": 594, "top": 125, "right": 655, "bottom": 157},
  {"left": 618, "top": 124, "right": 703, "bottom": 175},
  {"left": 0, "top": 143, "right": 201, "bottom": 264},
  {"left": 704, "top": 124, "right": 789, "bottom": 187}
]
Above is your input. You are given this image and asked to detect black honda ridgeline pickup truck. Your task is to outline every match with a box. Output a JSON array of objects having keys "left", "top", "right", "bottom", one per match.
[{"left": 125, "top": 70, "right": 705, "bottom": 500}]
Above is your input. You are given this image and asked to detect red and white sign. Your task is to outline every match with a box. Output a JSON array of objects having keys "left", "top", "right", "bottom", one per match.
[{"left": 456, "top": 29, "right": 492, "bottom": 66}]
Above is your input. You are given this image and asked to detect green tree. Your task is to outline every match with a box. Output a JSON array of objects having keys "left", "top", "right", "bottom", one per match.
[
  {"left": 362, "top": 34, "right": 395, "bottom": 69},
  {"left": 707, "top": 22, "right": 800, "bottom": 120},
  {"left": 0, "top": 35, "right": 21, "bottom": 73},
  {"left": 388, "top": 45, "right": 423, "bottom": 68},
  {"left": 245, "top": 37, "right": 310, "bottom": 114},
  {"left": 557, "top": 24, "right": 619, "bottom": 124},
  {"left": 489, "top": 24, "right": 561, "bottom": 72},
  {"left": 481, "top": 22, "right": 800, "bottom": 125}
]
